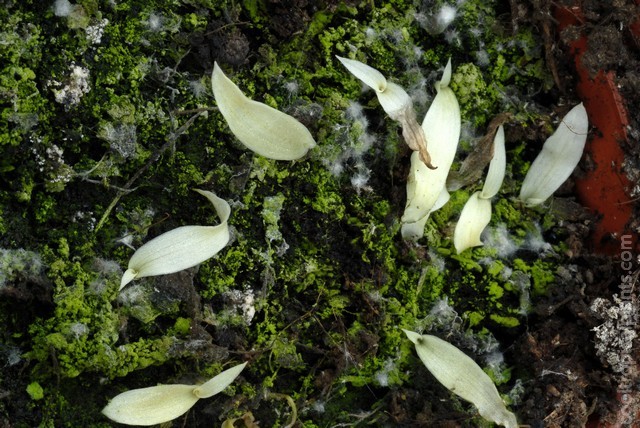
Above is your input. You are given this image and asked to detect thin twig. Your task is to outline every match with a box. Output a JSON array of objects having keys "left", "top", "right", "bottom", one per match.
[{"left": 94, "top": 110, "right": 206, "bottom": 232}]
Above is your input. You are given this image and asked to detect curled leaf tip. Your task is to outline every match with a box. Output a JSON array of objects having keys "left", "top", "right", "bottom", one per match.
[
  {"left": 480, "top": 124, "right": 506, "bottom": 200},
  {"left": 192, "top": 362, "right": 247, "bottom": 399},
  {"left": 336, "top": 55, "right": 387, "bottom": 92},
  {"left": 438, "top": 58, "right": 453, "bottom": 89},
  {"left": 420, "top": 151, "right": 437, "bottom": 170},
  {"left": 401, "top": 112, "right": 436, "bottom": 170},
  {"left": 402, "top": 329, "right": 420, "bottom": 343},
  {"left": 119, "top": 268, "right": 138, "bottom": 290}
]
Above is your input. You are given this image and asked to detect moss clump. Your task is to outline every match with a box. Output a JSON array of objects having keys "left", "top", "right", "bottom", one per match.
[
  {"left": 451, "top": 63, "right": 496, "bottom": 127},
  {"left": 26, "top": 382, "right": 44, "bottom": 401},
  {"left": 26, "top": 239, "right": 176, "bottom": 379}
]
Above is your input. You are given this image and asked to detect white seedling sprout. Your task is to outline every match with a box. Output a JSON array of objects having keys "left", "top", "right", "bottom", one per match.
[
  {"left": 519, "top": 103, "right": 588, "bottom": 206},
  {"left": 336, "top": 56, "right": 436, "bottom": 169},
  {"left": 453, "top": 192, "right": 492, "bottom": 253},
  {"left": 401, "top": 59, "right": 461, "bottom": 240},
  {"left": 211, "top": 62, "right": 316, "bottom": 160},
  {"left": 102, "top": 362, "right": 247, "bottom": 426},
  {"left": 120, "top": 189, "right": 231, "bottom": 290},
  {"left": 403, "top": 330, "right": 518, "bottom": 428},
  {"left": 454, "top": 125, "right": 506, "bottom": 253}
]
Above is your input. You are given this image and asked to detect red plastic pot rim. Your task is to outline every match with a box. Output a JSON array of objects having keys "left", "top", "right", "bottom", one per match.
[
  {"left": 553, "top": 5, "right": 640, "bottom": 428},
  {"left": 554, "top": 4, "right": 637, "bottom": 255}
]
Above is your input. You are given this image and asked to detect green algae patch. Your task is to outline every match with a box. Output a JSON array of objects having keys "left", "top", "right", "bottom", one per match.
[
  {"left": 489, "top": 313, "right": 520, "bottom": 328},
  {"left": 26, "top": 382, "right": 44, "bottom": 401},
  {"left": 514, "top": 258, "right": 557, "bottom": 297}
]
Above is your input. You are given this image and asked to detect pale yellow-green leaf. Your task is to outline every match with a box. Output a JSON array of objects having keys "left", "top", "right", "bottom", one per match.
[
  {"left": 400, "top": 184, "right": 449, "bottom": 240},
  {"left": 480, "top": 124, "right": 506, "bottom": 199},
  {"left": 402, "top": 59, "right": 460, "bottom": 230},
  {"left": 403, "top": 330, "right": 518, "bottom": 428},
  {"left": 102, "top": 384, "right": 198, "bottom": 426},
  {"left": 335, "top": 56, "right": 387, "bottom": 92},
  {"left": 120, "top": 189, "right": 230, "bottom": 290},
  {"left": 519, "top": 103, "right": 588, "bottom": 206},
  {"left": 337, "top": 56, "right": 434, "bottom": 168},
  {"left": 453, "top": 191, "right": 492, "bottom": 253},
  {"left": 437, "top": 57, "right": 453, "bottom": 88},
  {"left": 211, "top": 62, "right": 316, "bottom": 160},
  {"left": 376, "top": 81, "right": 412, "bottom": 121},
  {"left": 102, "top": 362, "right": 246, "bottom": 425},
  {"left": 193, "top": 362, "right": 247, "bottom": 398}
]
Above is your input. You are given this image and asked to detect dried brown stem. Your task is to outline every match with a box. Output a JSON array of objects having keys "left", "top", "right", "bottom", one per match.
[
  {"left": 447, "top": 112, "right": 512, "bottom": 191},
  {"left": 398, "top": 106, "right": 437, "bottom": 170}
]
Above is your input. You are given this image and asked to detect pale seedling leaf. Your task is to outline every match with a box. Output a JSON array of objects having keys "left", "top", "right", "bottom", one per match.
[
  {"left": 193, "top": 362, "right": 248, "bottom": 398},
  {"left": 453, "top": 191, "right": 492, "bottom": 253},
  {"left": 403, "top": 330, "right": 518, "bottom": 428},
  {"left": 337, "top": 56, "right": 435, "bottom": 168},
  {"left": 120, "top": 189, "right": 231, "bottom": 290},
  {"left": 211, "top": 62, "right": 316, "bottom": 160},
  {"left": 102, "top": 384, "right": 199, "bottom": 426},
  {"left": 480, "top": 124, "right": 506, "bottom": 199},
  {"left": 400, "top": 185, "right": 450, "bottom": 240},
  {"left": 335, "top": 56, "right": 387, "bottom": 92},
  {"left": 402, "top": 59, "right": 460, "bottom": 230},
  {"left": 519, "top": 103, "right": 588, "bottom": 206},
  {"left": 102, "top": 362, "right": 247, "bottom": 426}
]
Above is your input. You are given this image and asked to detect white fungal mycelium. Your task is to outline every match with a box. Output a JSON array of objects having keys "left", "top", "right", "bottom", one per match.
[
  {"left": 519, "top": 103, "right": 588, "bottom": 206},
  {"left": 403, "top": 330, "right": 518, "bottom": 428},
  {"left": 417, "top": 4, "right": 458, "bottom": 35},
  {"left": 454, "top": 125, "right": 506, "bottom": 253},
  {"left": 119, "top": 189, "right": 230, "bottom": 290},
  {"left": 336, "top": 56, "right": 435, "bottom": 168},
  {"left": 211, "top": 62, "right": 316, "bottom": 160},
  {"left": 401, "top": 59, "right": 460, "bottom": 240},
  {"left": 102, "top": 362, "right": 247, "bottom": 426}
]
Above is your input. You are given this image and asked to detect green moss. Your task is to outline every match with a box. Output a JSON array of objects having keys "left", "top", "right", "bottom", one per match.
[
  {"left": 303, "top": 168, "right": 345, "bottom": 220},
  {"left": 530, "top": 260, "right": 556, "bottom": 296},
  {"left": 467, "top": 311, "right": 485, "bottom": 327},
  {"left": 451, "top": 63, "right": 496, "bottom": 127},
  {"left": 24, "top": 239, "right": 178, "bottom": 380},
  {"left": 489, "top": 313, "right": 520, "bottom": 328},
  {"left": 26, "top": 382, "right": 44, "bottom": 401},
  {"left": 493, "top": 198, "right": 525, "bottom": 229}
]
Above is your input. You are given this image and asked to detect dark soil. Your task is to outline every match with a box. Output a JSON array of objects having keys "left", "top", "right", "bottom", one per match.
[{"left": 507, "top": 1, "right": 640, "bottom": 426}]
